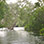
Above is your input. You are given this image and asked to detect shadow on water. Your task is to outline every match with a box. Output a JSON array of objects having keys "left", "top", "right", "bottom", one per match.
[{"left": 0, "top": 29, "right": 44, "bottom": 44}]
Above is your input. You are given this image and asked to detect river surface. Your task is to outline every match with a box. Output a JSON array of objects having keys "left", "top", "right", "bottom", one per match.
[{"left": 0, "top": 30, "right": 44, "bottom": 44}]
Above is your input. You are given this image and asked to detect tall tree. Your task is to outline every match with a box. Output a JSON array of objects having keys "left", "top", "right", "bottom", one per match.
[{"left": 0, "top": 0, "right": 9, "bottom": 27}]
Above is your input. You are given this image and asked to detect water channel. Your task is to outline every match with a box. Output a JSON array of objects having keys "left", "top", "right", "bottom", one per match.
[{"left": 0, "top": 29, "right": 44, "bottom": 44}]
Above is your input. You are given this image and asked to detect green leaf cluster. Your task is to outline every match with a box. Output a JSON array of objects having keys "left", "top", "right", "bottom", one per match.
[{"left": 25, "top": 6, "right": 44, "bottom": 35}]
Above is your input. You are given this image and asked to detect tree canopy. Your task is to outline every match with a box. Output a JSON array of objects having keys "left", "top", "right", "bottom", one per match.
[{"left": 0, "top": 0, "right": 44, "bottom": 35}]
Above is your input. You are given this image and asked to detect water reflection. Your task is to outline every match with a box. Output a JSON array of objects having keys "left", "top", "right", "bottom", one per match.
[{"left": 0, "top": 30, "right": 44, "bottom": 44}]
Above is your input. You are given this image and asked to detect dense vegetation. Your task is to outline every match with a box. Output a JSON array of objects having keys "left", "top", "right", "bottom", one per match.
[
  {"left": 0, "top": 0, "right": 44, "bottom": 35},
  {"left": 0, "top": 0, "right": 9, "bottom": 27},
  {"left": 25, "top": 6, "right": 44, "bottom": 35}
]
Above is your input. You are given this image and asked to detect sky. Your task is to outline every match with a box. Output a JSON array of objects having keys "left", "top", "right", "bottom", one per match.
[{"left": 6, "top": 0, "right": 38, "bottom": 4}]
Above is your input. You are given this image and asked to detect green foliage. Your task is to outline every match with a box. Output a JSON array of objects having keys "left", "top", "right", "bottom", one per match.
[
  {"left": 34, "top": 2, "right": 40, "bottom": 8},
  {"left": 25, "top": 6, "right": 44, "bottom": 35},
  {"left": 0, "top": 1, "right": 10, "bottom": 27},
  {"left": 38, "top": 0, "right": 44, "bottom": 6},
  {"left": 0, "top": 0, "right": 44, "bottom": 35},
  {"left": 16, "top": 0, "right": 33, "bottom": 27},
  {"left": 0, "top": 24, "right": 5, "bottom": 28},
  {"left": 0, "top": 1, "right": 7, "bottom": 20},
  {"left": 40, "top": 28, "right": 44, "bottom": 36},
  {"left": 0, "top": 1, "right": 5, "bottom": 20}
]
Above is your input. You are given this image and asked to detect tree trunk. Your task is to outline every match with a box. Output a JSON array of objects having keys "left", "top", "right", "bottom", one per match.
[{"left": 8, "top": 21, "right": 17, "bottom": 30}]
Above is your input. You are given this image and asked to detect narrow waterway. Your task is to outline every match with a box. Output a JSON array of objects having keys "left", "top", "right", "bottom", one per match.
[{"left": 0, "top": 30, "right": 44, "bottom": 44}]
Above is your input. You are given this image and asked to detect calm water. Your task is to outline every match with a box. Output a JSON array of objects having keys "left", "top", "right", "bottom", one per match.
[{"left": 0, "top": 30, "right": 44, "bottom": 44}]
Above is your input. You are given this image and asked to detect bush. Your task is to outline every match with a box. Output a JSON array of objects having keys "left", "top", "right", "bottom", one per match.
[
  {"left": 40, "top": 28, "right": 44, "bottom": 36},
  {"left": 25, "top": 6, "right": 44, "bottom": 35}
]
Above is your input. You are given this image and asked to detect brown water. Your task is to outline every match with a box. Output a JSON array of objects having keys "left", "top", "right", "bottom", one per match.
[{"left": 0, "top": 30, "right": 44, "bottom": 44}]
